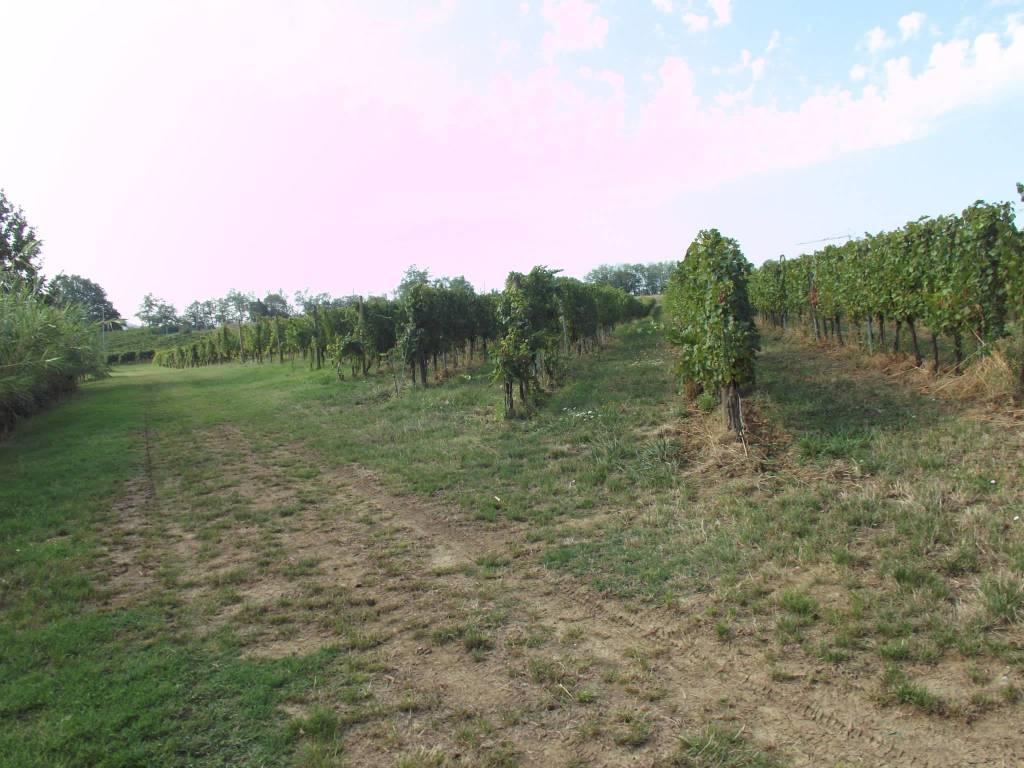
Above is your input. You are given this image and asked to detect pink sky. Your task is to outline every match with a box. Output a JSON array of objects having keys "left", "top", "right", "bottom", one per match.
[{"left": 2, "top": 1, "right": 1022, "bottom": 318}]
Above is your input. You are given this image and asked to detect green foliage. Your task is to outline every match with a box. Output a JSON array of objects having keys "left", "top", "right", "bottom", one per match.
[
  {"left": 0, "top": 284, "right": 107, "bottom": 433},
  {"left": 181, "top": 300, "right": 219, "bottom": 331},
  {"left": 494, "top": 267, "right": 562, "bottom": 417},
  {"left": 249, "top": 291, "right": 292, "bottom": 319},
  {"left": 0, "top": 190, "right": 42, "bottom": 290},
  {"left": 585, "top": 261, "right": 675, "bottom": 295},
  {"left": 393, "top": 276, "right": 500, "bottom": 387},
  {"left": 749, "top": 198, "right": 1024, "bottom": 375},
  {"left": 46, "top": 274, "right": 122, "bottom": 328},
  {"left": 492, "top": 269, "right": 645, "bottom": 418},
  {"left": 664, "top": 229, "right": 758, "bottom": 431},
  {"left": 135, "top": 293, "right": 181, "bottom": 334},
  {"left": 557, "top": 277, "right": 599, "bottom": 351}
]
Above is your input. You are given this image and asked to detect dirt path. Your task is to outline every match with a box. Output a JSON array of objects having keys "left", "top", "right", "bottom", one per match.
[
  {"left": 101, "top": 424, "right": 1024, "bottom": 767},
  {"left": 328, "top": 461, "right": 1023, "bottom": 768}
]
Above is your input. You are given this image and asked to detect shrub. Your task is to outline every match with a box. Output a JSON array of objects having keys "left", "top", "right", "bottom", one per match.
[{"left": 664, "top": 229, "right": 758, "bottom": 434}]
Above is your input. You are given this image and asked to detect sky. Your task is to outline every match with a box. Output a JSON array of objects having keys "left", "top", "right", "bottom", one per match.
[{"left": 1, "top": 0, "right": 1022, "bottom": 319}]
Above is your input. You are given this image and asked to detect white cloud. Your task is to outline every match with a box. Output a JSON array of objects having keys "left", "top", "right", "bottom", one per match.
[
  {"left": 630, "top": 24, "right": 1024, "bottom": 197},
  {"left": 849, "top": 63, "right": 868, "bottom": 81},
  {"left": 750, "top": 57, "right": 766, "bottom": 80},
  {"left": 683, "top": 12, "right": 710, "bottom": 32},
  {"left": 866, "top": 26, "right": 891, "bottom": 53},
  {"left": 709, "top": 0, "right": 732, "bottom": 26},
  {"left": 767, "top": 29, "right": 781, "bottom": 53},
  {"left": 899, "top": 11, "right": 927, "bottom": 41},
  {"left": 652, "top": 0, "right": 673, "bottom": 12}
]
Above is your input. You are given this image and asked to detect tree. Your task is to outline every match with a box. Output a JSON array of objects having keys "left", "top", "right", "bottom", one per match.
[
  {"left": 293, "top": 289, "right": 333, "bottom": 313},
  {"left": 664, "top": 230, "right": 758, "bottom": 435},
  {"left": 262, "top": 291, "right": 291, "bottom": 317},
  {"left": 182, "top": 300, "right": 217, "bottom": 331},
  {"left": 639, "top": 262, "right": 674, "bottom": 295},
  {"left": 397, "top": 265, "right": 431, "bottom": 298},
  {"left": 47, "top": 274, "right": 122, "bottom": 328},
  {"left": 136, "top": 294, "right": 180, "bottom": 333},
  {"left": 0, "top": 190, "right": 42, "bottom": 289},
  {"left": 585, "top": 263, "right": 641, "bottom": 294},
  {"left": 585, "top": 262, "right": 675, "bottom": 295}
]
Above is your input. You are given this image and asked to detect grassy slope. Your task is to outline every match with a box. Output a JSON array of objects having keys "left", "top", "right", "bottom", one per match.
[
  {"left": 1, "top": 321, "right": 1022, "bottom": 765},
  {"left": 103, "top": 326, "right": 211, "bottom": 357}
]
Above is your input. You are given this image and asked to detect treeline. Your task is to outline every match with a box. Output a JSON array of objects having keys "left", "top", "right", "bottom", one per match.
[
  {"left": 1, "top": 191, "right": 108, "bottom": 434},
  {"left": 135, "top": 289, "right": 292, "bottom": 335},
  {"left": 154, "top": 269, "right": 650, "bottom": 415},
  {"left": 748, "top": 198, "right": 1023, "bottom": 383},
  {"left": 584, "top": 262, "right": 674, "bottom": 296}
]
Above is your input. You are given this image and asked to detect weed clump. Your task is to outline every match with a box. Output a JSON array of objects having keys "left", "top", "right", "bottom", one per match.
[
  {"left": 979, "top": 574, "right": 1024, "bottom": 625},
  {"left": 661, "top": 726, "right": 785, "bottom": 767},
  {"left": 879, "top": 667, "right": 947, "bottom": 716}
]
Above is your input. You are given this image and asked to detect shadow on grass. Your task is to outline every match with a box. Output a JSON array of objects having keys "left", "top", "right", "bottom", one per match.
[{"left": 756, "top": 335, "right": 942, "bottom": 465}]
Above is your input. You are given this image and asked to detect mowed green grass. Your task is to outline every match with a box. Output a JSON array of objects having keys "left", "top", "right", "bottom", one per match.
[
  {"left": 1, "top": 320, "right": 1022, "bottom": 766},
  {"left": 0, "top": 366, "right": 347, "bottom": 766}
]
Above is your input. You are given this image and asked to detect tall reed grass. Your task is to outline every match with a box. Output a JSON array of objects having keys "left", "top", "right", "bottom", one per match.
[{"left": 0, "top": 285, "right": 107, "bottom": 434}]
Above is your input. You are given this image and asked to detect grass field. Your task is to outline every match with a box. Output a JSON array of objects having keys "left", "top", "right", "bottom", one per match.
[{"left": 2, "top": 320, "right": 1022, "bottom": 767}]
